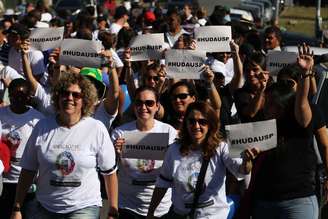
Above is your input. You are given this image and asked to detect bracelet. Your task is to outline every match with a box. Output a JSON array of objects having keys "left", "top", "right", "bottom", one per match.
[{"left": 300, "top": 71, "right": 315, "bottom": 79}]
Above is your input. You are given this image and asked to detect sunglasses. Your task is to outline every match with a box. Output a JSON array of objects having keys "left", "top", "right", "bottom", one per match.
[
  {"left": 60, "top": 91, "right": 83, "bottom": 99},
  {"left": 171, "top": 93, "right": 190, "bottom": 100},
  {"left": 147, "top": 76, "right": 160, "bottom": 82},
  {"left": 134, "top": 99, "right": 156, "bottom": 107},
  {"left": 187, "top": 118, "right": 208, "bottom": 126}
]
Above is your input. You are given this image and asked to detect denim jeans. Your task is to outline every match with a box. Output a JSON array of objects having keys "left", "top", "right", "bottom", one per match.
[
  {"left": 34, "top": 202, "right": 100, "bottom": 219},
  {"left": 253, "top": 195, "right": 318, "bottom": 219}
]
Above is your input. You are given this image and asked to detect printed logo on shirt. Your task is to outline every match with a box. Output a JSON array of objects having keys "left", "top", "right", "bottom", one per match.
[
  {"left": 55, "top": 151, "right": 75, "bottom": 176},
  {"left": 137, "top": 159, "right": 155, "bottom": 173},
  {"left": 4, "top": 130, "right": 21, "bottom": 157}
]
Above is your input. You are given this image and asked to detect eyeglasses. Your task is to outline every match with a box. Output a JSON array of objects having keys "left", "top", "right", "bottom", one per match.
[
  {"left": 171, "top": 93, "right": 190, "bottom": 100},
  {"left": 147, "top": 76, "right": 160, "bottom": 82},
  {"left": 187, "top": 118, "right": 208, "bottom": 126},
  {"left": 134, "top": 99, "right": 156, "bottom": 107},
  {"left": 60, "top": 90, "right": 83, "bottom": 99}
]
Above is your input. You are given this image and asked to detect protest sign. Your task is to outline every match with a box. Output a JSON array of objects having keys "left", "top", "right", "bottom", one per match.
[
  {"left": 194, "top": 26, "right": 231, "bottom": 52},
  {"left": 225, "top": 119, "right": 277, "bottom": 158},
  {"left": 59, "top": 39, "right": 103, "bottom": 68},
  {"left": 30, "top": 27, "right": 64, "bottom": 51},
  {"left": 266, "top": 51, "right": 298, "bottom": 76},
  {"left": 122, "top": 132, "right": 169, "bottom": 160},
  {"left": 129, "top": 33, "right": 165, "bottom": 61},
  {"left": 166, "top": 49, "right": 206, "bottom": 79}
]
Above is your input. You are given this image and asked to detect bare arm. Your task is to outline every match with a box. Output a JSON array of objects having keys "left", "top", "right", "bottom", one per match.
[
  {"left": 21, "top": 40, "right": 38, "bottom": 95},
  {"left": 11, "top": 169, "right": 37, "bottom": 219},
  {"left": 228, "top": 41, "right": 244, "bottom": 92},
  {"left": 146, "top": 187, "right": 168, "bottom": 219},
  {"left": 123, "top": 48, "right": 137, "bottom": 101},
  {"left": 295, "top": 44, "right": 313, "bottom": 128},
  {"left": 103, "top": 172, "right": 118, "bottom": 219},
  {"left": 203, "top": 65, "right": 221, "bottom": 118}
]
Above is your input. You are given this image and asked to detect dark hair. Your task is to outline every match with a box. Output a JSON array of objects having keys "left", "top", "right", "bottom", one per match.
[
  {"left": 134, "top": 86, "right": 159, "bottom": 103},
  {"left": 264, "top": 26, "right": 282, "bottom": 44},
  {"left": 99, "top": 31, "right": 117, "bottom": 49},
  {"left": 169, "top": 81, "right": 198, "bottom": 99},
  {"left": 265, "top": 81, "right": 295, "bottom": 110},
  {"left": 179, "top": 101, "right": 223, "bottom": 160},
  {"left": 277, "top": 63, "right": 301, "bottom": 82},
  {"left": 245, "top": 51, "right": 266, "bottom": 71},
  {"left": 116, "top": 27, "right": 135, "bottom": 49},
  {"left": 8, "top": 78, "right": 29, "bottom": 94}
]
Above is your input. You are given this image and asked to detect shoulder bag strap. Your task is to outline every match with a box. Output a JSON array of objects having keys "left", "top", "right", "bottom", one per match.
[{"left": 189, "top": 157, "right": 210, "bottom": 219}]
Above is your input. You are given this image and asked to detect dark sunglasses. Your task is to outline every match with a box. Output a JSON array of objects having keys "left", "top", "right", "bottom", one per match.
[
  {"left": 134, "top": 99, "right": 156, "bottom": 107},
  {"left": 171, "top": 93, "right": 190, "bottom": 100},
  {"left": 147, "top": 76, "right": 160, "bottom": 82},
  {"left": 60, "top": 91, "right": 83, "bottom": 99},
  {"left": 187, "top": 118, "right": 208, "bottom": 126}
]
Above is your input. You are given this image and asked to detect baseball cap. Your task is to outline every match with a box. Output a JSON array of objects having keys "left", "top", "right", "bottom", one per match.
[
  {"left": 144, "top": 11, "right": 156, "bottom": 23},
  {"left": 80, "top": 67, "right": 106, "bottom": 99}
]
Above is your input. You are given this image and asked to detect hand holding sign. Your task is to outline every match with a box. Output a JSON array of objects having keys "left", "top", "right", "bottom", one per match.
[
  {"left": 114, "top": 137, "right": 125, "bottom": 156},
  {"left": 241, "top": 147, "right": 261, "bottom": 173},
  {"left": 201, "top": 65, "right": 215, "bottom": 83}
]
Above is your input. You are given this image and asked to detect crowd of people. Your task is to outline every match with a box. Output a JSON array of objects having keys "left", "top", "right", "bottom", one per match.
[{"left": 0, "top": 0, "right": 327, "bottom": 219}]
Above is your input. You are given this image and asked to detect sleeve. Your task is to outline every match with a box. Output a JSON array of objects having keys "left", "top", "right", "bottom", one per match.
[
  {"left": 220, "top": 142, "right": 246, "bottom": 180},
  {"left": 110, "top": 127, "right": 123, "bottom": 142},
  {"left": 28, "top": 50, "right": 46, "bottom": 75},
  {"left": 20, "top": 124, "right": 40, "bottom": 171},
  {"left": 94, "top": 101, "right": 117, "bottom": 131},
  {"left": 97, "top": 123, "right": 117, "bottom": 175},
  {"left": 111, "top": 49, "right": 124, "bottom": 68},
  {"left": 34, "top": 83, "right": 54, "bottom": 115},
  {"left": 168, "top": 126, "right": 178, "bottom": 144},
  {"left": 156, "top": 143, "right": 176, "bottom": 188}
]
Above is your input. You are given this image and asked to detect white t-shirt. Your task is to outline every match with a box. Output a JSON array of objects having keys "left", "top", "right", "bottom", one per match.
[
  {"left": 0, "top": 106, "right": 44, "bottom": 183},
  {"left": 34, "top": 83, "right": 54, "bottom": 116},
  {"left": 109, "top": 23, "right": 123, "bottom": 35},
  {"left": 8, "top": 48, "right": 46, "bottom": 76},
  {"left": 156, "top": 142, "right": 246, "bottom": 219},
  {"left": 20, "top": 116, "right": 117, "bottom": 213},
  {"left": 94, "top": 101, "right": 117, "bottom": 131},
  {"left": 165, "top": 29, "right": 189, "bottom": 48},
  {"left": 111, "top": 120, "right": 177, "bottom": 217}
]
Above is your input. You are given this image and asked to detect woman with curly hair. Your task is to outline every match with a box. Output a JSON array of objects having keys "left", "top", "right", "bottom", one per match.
[
  {"left": 147, "top": 101, "right": 259, "bottom": 219},
  {"left": 11, "top": 73, "right": 118, "bottom": 219}
]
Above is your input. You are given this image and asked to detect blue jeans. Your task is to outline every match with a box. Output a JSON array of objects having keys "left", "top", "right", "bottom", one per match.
[
  {"left": 34, "top": 202, "right": 100, "bottom": 219},
  {"left": 253, "top": 195, "right": 318, "bottom": 219}
]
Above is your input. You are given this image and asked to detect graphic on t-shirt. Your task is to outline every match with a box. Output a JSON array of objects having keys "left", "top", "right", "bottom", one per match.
[
  {"left": 175, "top": 156, "right": 202, "bottom": 195},
  {"left": 136, "top": 159, "right": 155, "bottom": 173},
  {"left": 4, "top": 130, "right": 21, "bottom": 157},
  {"left": 55, "top": 151, "right": 75, "bottom": 176}
]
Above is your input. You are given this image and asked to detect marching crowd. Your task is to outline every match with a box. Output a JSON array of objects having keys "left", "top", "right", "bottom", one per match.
[{"left": 0, "top": 1, "right": 327, "bottom": 219}]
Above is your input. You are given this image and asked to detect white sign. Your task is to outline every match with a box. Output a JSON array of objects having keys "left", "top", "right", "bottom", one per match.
[
  {"left": 166, "top": 49, "right": 206, "bottom": 79},
  {"left": 29, "top": 27, "right": 64, "bottom": 51},
  {"left": 225, "top": 119, "right": 277, "bottom": 158},
  {"left": 266, "top": 51, "right": 298, "bottom": 76},
  {"left": 129, "top": 33, "right": 166, "bottom": 61},
  {"left": 59, "top": 39, "right": 103, "bottom": 68},
  {"left": 122, "top": 132, "right": 169, "bottom": 160},
  {"left": 194, "top": 26, "right": 231, "bottom": 52}
]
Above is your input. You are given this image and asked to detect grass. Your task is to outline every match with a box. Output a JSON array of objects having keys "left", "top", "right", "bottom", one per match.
[{"left": 279, "top": 6, "right": 328, "bottom": 37}]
